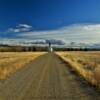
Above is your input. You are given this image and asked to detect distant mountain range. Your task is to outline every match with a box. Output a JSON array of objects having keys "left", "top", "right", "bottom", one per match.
[
  {"left": 0, "top": 39, "right": 100, "bottom": 49},
  {"left": 0, "top": 39, "right": 65, "bottom": 46}
]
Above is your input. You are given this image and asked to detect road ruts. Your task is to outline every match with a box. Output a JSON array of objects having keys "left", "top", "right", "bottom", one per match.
[{"left": 0, "top": 53, "right": 100, "bottom": 100}]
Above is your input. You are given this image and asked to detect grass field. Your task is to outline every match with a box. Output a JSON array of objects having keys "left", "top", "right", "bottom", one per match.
[
  {"left": 1, "top": 51, "right": 100, "bottom": 89},
  {"left": 56, "top": 51, "right": 100, "bottom": 88},
  {"left": 0, "top": 52, "right": 46, "bottom": 79}
]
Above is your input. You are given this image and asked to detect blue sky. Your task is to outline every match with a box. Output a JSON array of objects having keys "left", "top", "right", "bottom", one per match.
[{"left": 0, "top": 0, "right": 100, "bottom": 44}]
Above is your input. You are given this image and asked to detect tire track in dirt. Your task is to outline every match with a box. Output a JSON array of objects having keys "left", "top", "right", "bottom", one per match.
[{"left": 0, "top": 53, "right": 99, "bottom": 100}]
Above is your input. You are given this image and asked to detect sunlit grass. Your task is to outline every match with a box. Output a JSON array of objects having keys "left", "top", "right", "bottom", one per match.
[
  {"left": 56, "top": 51, "right": 100, "bottom": 88},
  {"left": 0, "top": 52, "right": 46, "bottom": 79}
]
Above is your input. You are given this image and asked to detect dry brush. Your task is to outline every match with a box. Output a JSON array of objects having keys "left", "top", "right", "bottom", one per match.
[
  {"left": 56, "top": 51, "right": 100, "bottom": 89},
  {"left": 0, "top": 52, "right": 46, "bottom": 79}
]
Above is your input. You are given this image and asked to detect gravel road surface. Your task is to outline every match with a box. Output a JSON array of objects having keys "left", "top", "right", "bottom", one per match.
[{"left": 0, "top": 53, "right": 99, "bottom": 100}]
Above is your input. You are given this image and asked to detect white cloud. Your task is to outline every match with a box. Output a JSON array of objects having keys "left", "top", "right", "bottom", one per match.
[
  {"left": 17, "top": 24, "right": 32, "bottom": 28},
  {"left": 7, "top": 24, "right": 32, "bottom": 33},
  {"left": 8, "top": 28, "right": 20, "bottom": 33},
  {"left": 17, "top": 23, "right": 100, "bottom": 44},
  {"left": 4, "top": 23, "right": 100, "bottom": 44}
]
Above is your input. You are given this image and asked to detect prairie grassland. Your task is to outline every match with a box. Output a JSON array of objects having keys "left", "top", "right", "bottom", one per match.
[
  {"left": 56, "top": 51, "right": 100, "bottom": 88},
  {"left": 0, "top": 52, "right": 46, "bottom": 79}
]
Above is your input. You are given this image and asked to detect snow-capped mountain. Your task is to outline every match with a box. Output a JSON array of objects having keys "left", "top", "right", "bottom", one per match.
[{"left": 0, "top": 39, "right": 100, "bottom": 49}]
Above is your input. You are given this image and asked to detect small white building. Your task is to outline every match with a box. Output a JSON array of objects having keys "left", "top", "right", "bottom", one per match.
[
  {"left": 48, "top": 46, "right": 53, "bottom": 52},
  {"left": 48, "top": 43, "right": 53, "bottom": 52}
]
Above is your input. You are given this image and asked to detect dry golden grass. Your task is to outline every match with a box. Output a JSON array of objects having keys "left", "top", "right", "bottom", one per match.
[
  {"left": 0, "top": 52, "right": 46, "bottom": 79},
  {"left": 56, "top": 51, "right": 100, "bottom": 88}
]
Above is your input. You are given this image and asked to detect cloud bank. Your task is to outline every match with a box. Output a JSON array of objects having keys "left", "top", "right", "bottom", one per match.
[
  {"left": 1, "top": 23, "right": 100, "bottom": 45},
  {"left": 16, "top": 23, "right": 100, "bottom": 44}
]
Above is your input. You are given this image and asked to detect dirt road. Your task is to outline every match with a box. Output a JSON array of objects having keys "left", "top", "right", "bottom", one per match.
[{"left": 0, "top": 53, "right": 99, "bottom": 100}]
